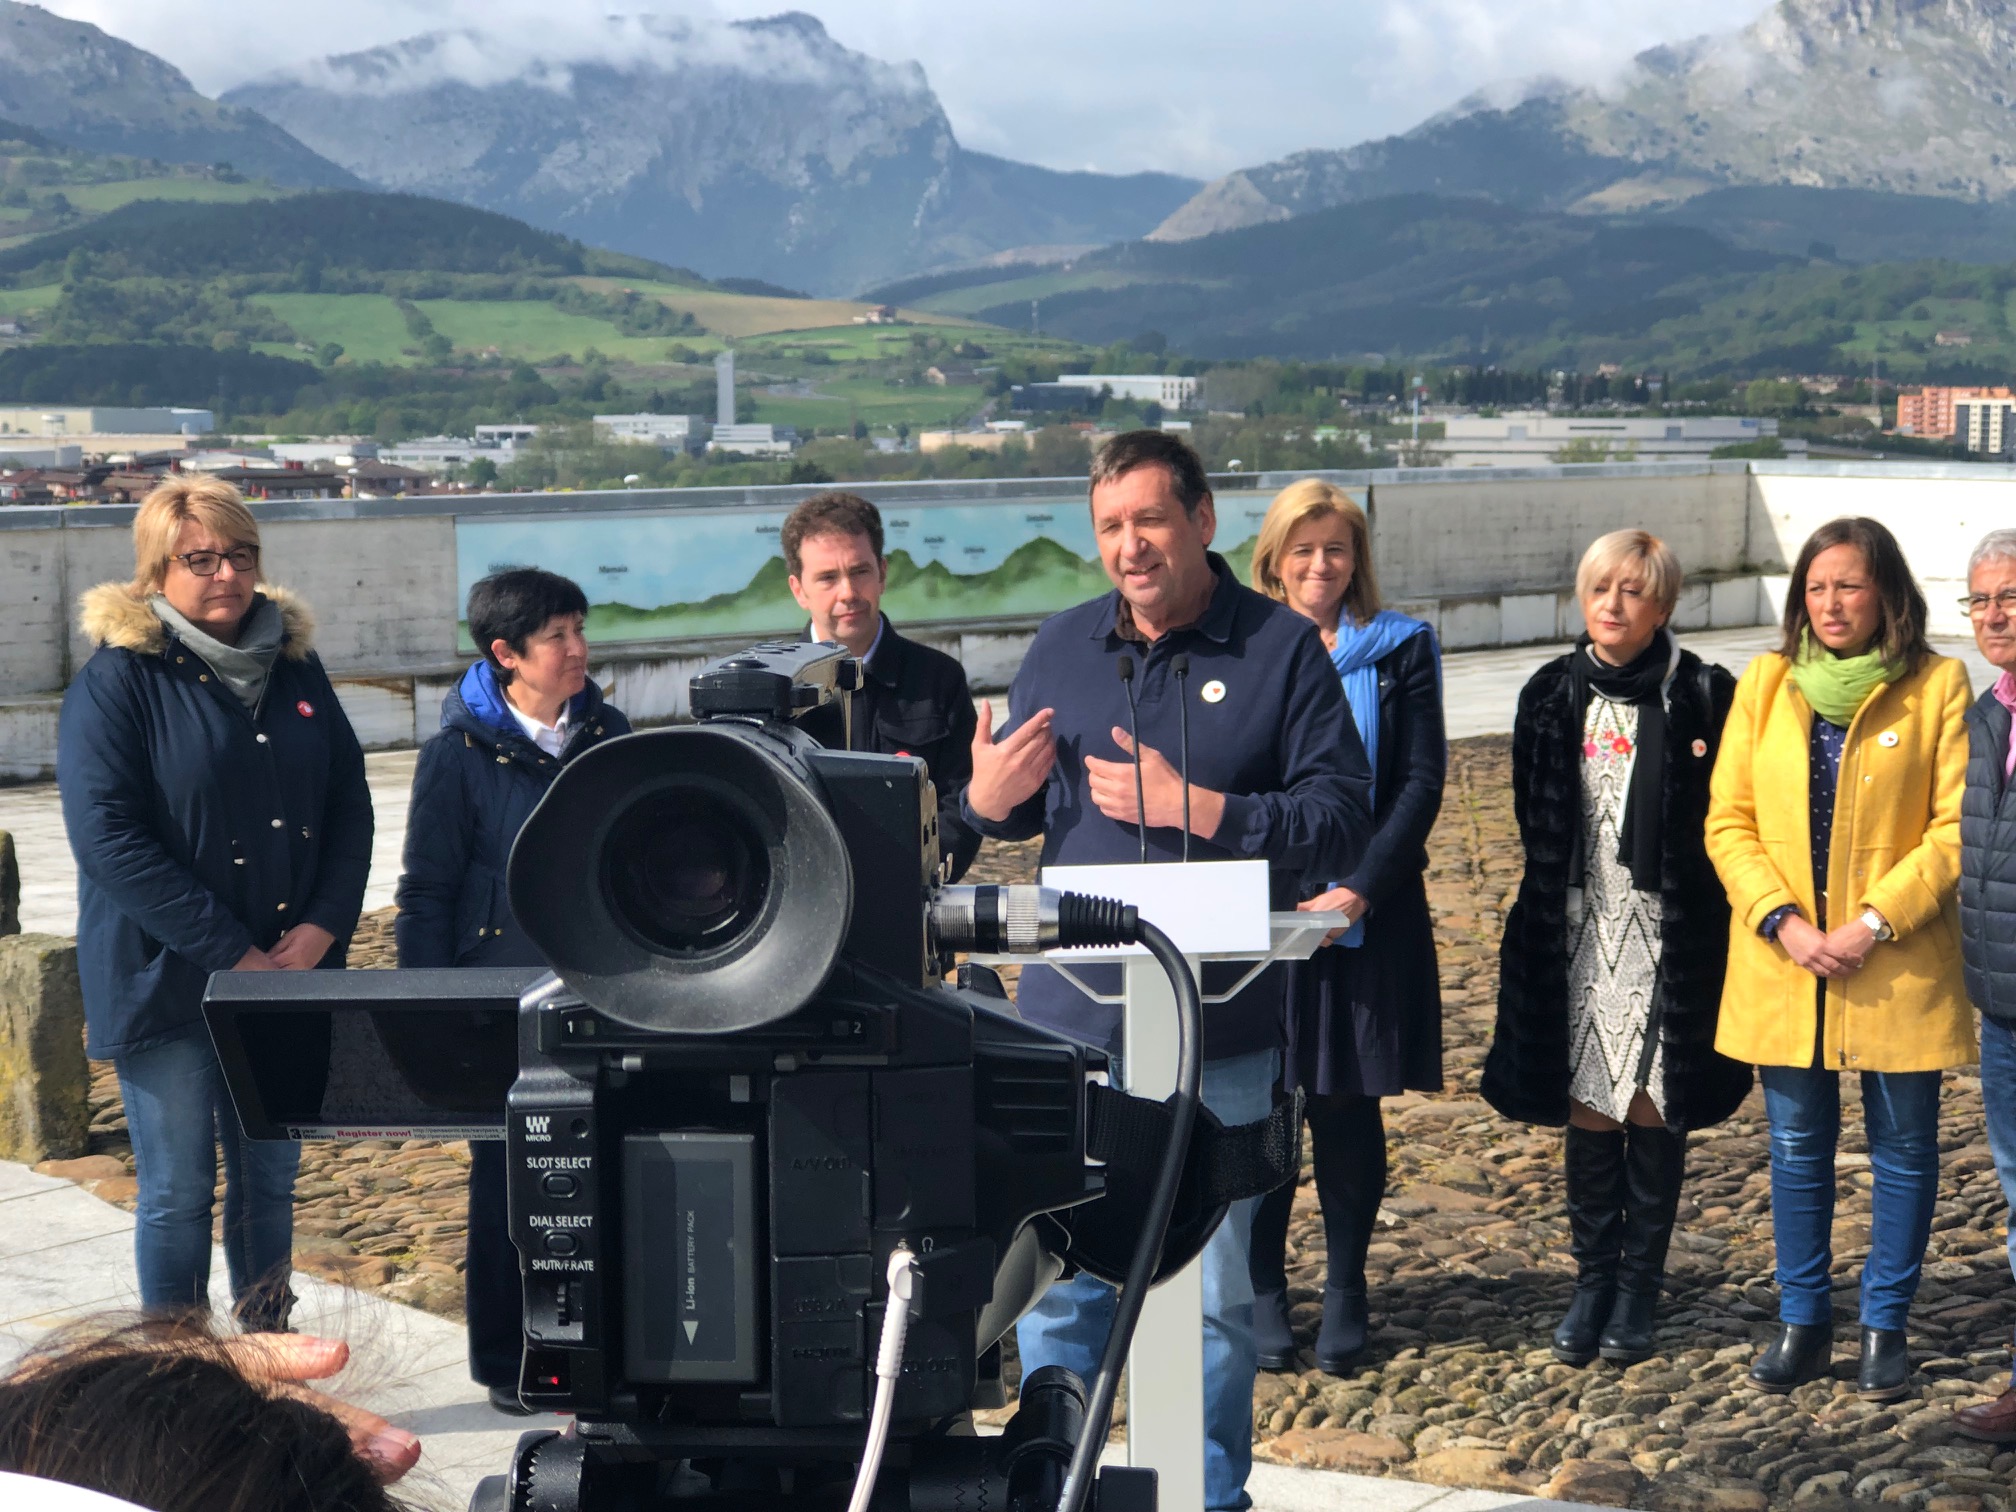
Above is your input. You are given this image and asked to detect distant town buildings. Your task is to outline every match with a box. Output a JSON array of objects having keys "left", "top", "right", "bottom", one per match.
[
  {"left": 1055, "top": 374, "right": 1200, "bottom": 410},
  {"left": 852, "top": 305, "right": 902, "bottom": 325},
  {"left": 707, "top": 423, "right": 795, "bottom": 457},
  {"left": 594, "top": 413, "right": 707, "bottom": 451},
  {"left": 1895, "top": 385, "right": 2016, "bottom": 446},
  {"left": 0, "top": 405, "right": 214, "bottom": 437},
  {"left": 1437, "top": 414, "right": 1803, "bottom": 468},
  {"left": 1954, "top": 394, "right": 2016, "bottom": 457},
  {"left": 382, "top": 435, "right": 517, "bottom": 474}
]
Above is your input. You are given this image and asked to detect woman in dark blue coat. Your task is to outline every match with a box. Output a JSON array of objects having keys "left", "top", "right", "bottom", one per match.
[
  {"left": 1245, "top": 479, "right": 1446, "bottom": 1374},
  {"left": 394, "top": 568, "right": 629, "bottom": 1409},
  {"left": 58, "top": 477, "right": 373, "bottom": 1330}
]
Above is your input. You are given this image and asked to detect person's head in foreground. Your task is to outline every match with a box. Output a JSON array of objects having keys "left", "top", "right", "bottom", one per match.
[{"left": 0, "top": 1318, "right": 419, "bottom": 1512}]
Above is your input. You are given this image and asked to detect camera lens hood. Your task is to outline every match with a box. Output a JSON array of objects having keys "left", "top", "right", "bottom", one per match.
[{"left": 508, "top": 724, "right": 853, "bottom": 1033}]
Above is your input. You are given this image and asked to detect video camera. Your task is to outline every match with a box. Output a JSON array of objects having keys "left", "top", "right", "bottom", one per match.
[{"left": 207, "top": 642, "right": 1273, "bottom": 1512}]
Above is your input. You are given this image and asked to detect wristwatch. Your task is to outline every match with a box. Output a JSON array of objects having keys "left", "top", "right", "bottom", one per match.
[{"left": 1859, "top": 907, "right": 1893, "bottom": 943}]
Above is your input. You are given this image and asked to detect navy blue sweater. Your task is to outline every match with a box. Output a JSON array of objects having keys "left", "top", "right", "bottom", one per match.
[
  {"left": 964, "top": 555, "right": 1373, "bottom": 1059},
  {"left": 58, "top": 585, "right": 373, "bottom": 1059},
  {"left": 394, "top": 663, "right": 631, "bottom": 970}
]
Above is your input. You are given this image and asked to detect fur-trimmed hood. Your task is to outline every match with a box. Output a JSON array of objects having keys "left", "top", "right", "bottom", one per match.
[{"left": 77, "top": 582, "right": 314, "bottom": 659}]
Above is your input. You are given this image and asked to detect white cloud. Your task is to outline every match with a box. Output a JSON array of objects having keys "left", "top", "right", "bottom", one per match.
[{"left": 40, "top": 0, "right": 1776, "bottom": 177}]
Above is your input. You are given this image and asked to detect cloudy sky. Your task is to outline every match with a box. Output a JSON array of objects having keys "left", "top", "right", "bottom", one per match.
[{"left": 46, "top": 0, "right": 1773, "bottom": 179}]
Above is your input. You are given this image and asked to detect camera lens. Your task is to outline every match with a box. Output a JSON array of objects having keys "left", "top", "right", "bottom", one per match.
[{"left": 604, "top": 791, "right": 770, "bottom": 955}]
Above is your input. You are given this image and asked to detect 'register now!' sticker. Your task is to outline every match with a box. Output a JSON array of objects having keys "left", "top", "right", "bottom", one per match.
[{"left": 1201, "top": 679, "right": 1227, "bottom": 704}]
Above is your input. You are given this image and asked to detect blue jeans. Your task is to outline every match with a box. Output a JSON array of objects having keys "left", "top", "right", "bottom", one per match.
[
  {"left": 1017, "top": 1048, "right": 1278, "bottom": 1512},
  {"left": 115, "top": 1030, "right": 300, "bottom": 1327},
  {"left": 1760, "top": 1062, "right": 1942, "bottom": 1331},
  {"left": 1979, "top": 1017, "right": 2016, "bottom": 1345}
]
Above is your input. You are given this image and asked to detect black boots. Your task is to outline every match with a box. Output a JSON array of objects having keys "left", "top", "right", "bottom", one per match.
[
  {"left": 1554, "top": 1122, "right": 1687, "bottom": 1365},
  {"left": 1750, "top": 1323, "right": 1834, "bottom": 1392},
  {"left": 1599, "top": 1123, "right": 1686, "bottom": 1364},
  {"left": 1252, "top": 1288, "right": 1296, "bottom": 1372},
  {"left": 1317, "top": 1284, "right": 1369, "bottom": 1373},
  {"left": 1857, "top": 1327, "right": 1910, "bottom": 1401},
  {"left": 1554, "top": 1125, "right": 1625, "bottom": 1364}
]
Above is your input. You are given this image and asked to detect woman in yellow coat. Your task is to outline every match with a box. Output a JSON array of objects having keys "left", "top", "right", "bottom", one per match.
[{"left": 1707, "top": 516, "right": 1971, "bottom": 1402}]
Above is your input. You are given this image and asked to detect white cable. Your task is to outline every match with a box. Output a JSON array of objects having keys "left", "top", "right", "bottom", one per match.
[{"left": 846, "top": 1244, "right": 918, "bottom": 1512}]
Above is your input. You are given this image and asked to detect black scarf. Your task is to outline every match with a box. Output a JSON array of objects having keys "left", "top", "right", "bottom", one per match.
[{"left": 1567, "top": 628, "right": 1674, "bottom": 895}]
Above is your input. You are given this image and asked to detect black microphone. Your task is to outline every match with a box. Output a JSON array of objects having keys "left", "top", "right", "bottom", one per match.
[
  {"left": 1117, "top": 655, "right": 1147, "bottom": 862},
  {"left": 1171, "top": 653, "right": 1193, "bottom": 862}
]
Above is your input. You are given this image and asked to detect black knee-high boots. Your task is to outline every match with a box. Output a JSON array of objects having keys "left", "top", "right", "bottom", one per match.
[
  {"left": 1554, "top": 1123, "right": 1686, "bottom": 1365},
  {"left": 1250, "top": 1093, "right": 1387, "bottom": 1373}
]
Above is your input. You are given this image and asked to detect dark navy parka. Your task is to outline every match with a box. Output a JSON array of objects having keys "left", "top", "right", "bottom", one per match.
[
  {"left": 58, "top": 584, "right": 374, "bottom": 1059},
  {"left": 963, "top": 554, "right": 1373, "bottom": 1060},
  {"left": 1961, "top": 687, "right": 2016, "bottom": 1023},
  {"left": 394, "top": 662, "right": 630, "bottom": 970}
]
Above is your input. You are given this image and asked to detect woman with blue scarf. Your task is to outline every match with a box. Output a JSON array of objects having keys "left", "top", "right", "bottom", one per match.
[{"left": 1244, "top": 480, "right": 1446, "bottom": 1373}]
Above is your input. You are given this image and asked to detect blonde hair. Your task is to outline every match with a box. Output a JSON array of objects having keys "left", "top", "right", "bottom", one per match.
[
  {"left": 1575, "top": 529, "right": 1682, "bottom": 614},
  {"left": 1248, "top": 479, "right": 1382, "bottom": 624},
  {"left": 130, "top": 476, "right": 261, "bottom": 595}
]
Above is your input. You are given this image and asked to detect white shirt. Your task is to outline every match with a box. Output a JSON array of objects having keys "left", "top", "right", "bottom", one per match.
[{"left": 504, "top": 697, "right": 570, "bottom": 757}]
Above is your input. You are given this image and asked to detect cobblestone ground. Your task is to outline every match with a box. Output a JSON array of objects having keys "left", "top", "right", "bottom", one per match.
[{"left": 50, "top": 734, "right": 2016, "bottom": 1511}]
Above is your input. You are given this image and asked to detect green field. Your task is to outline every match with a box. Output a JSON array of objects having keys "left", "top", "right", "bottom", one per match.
[
  {"left": 60, "top": 179, "right": 283, "bottom": 214},
  {"left": 246, "top": 292, "right": 683, "bottom": 367},
  {"left": 746, "top": 377, "right": 989, "bottom": 431},
  {"left": 578, "top": 278, "right": 972, "bottom": 340},
  {"left": 0, "top": 283, "right": 56, "bottom": 316}
]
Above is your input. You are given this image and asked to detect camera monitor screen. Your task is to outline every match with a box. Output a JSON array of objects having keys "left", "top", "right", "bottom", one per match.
[{"left": 203, "top": 968, "right": 546, "bottom": 1140}]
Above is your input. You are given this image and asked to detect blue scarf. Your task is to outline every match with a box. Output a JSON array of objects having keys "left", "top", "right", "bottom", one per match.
[{"left": 1326, "top": 610, "right": 1433, "bottom": 947}]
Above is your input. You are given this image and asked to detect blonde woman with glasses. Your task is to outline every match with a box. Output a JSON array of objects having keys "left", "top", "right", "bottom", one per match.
[{"left": 57, "top": 477, "right": 372, "bottom": 1332}]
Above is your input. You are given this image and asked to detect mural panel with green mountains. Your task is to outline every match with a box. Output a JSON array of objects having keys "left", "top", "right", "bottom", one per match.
[{"left": 577, "top": 536, "right": 1119, "bottom": 643}]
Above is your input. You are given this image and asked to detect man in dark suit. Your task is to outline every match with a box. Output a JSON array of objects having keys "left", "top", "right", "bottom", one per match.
[{"left": 783, "top": 491, "right": 982, "bottom": 881}]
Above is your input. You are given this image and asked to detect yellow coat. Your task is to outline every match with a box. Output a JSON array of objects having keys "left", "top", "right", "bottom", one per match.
[{"left": 1705, "top": 650, "right": 1973, "bottom": 1072}]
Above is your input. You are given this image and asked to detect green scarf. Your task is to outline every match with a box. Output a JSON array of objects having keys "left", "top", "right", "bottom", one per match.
[{"left": 1788, "top": 630, "right": 1900, "bottom": 727}]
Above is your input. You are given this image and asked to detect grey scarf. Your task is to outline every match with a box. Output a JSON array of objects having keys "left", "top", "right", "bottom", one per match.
[{"left": 150, "top": 592, "right": 285, "bottom": 711}]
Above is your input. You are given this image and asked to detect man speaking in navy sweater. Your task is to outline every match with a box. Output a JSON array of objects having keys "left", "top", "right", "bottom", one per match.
[{"left": 964, "top": 430, "right": 1372, "bottom": 1510}]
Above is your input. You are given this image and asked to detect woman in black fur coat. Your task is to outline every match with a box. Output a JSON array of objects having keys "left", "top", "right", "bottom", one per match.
[{"left": 1482, "top": 530, "right": 1751, "bottom": 1366}]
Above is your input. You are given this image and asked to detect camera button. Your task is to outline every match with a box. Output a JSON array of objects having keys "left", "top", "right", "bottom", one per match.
[
  {"left": 541, "top": 1173, "right": 580, "bottom": 1199},
  {"left": 543, "top": 1231, "right": 578, "bottom": 1256}
]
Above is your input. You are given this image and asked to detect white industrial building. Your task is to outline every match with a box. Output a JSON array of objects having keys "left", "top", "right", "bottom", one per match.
[
  {"left": 383, "top": 435, "right": 517, "bottom": 474},
  {"left": 707, "top": 423, "right": 795, "bottom": 457},
  {"left": 0, "top": 405, "right": 215, "bottom": 437},
  {"left": 594, "top": 413, "right": 706, "bottom": 450},
  {"left": 1056, "top": 374, "right": 1200, "bottom": 410},
  {"left": 1436, "top": 414, "right": 1805, "bottom": 468}
]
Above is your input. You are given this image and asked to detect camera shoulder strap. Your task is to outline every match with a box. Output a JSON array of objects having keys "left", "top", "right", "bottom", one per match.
[{"left": 1084, "top": 1083, "right": 1306, "bottom": 1205}]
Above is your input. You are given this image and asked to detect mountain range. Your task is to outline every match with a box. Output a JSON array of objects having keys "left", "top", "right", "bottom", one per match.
[
  {"left": 221, "top": 12, "right": 1196, "bottom": 296},
  {"left": 1150, "top": 0, "right": 2016, "bottom": 240}
]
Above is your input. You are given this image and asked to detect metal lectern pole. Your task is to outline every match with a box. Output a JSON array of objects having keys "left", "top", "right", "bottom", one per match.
[{"left": 1121, "top": 951, "right": 1206, "bottom": 1512}]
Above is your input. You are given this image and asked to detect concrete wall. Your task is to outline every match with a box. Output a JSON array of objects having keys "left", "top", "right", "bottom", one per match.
[
  {"left": 2, "top": 456, "right": 2005, "bottom": 781},
  {"left": 1748, "top": 461, "right": 2016, "bottom": 641}
]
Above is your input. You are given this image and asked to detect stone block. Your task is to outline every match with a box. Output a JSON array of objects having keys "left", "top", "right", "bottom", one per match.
[
  {"left": 1265, "top": 1428, "right": 1412, "bottom": 1471},
  {"left": 0, "top": 829, "right": 15, "bottom": 933},
  {"left": 1414, "top": 1445, "right": 1525, "bottom": 1491},
  {"left": 0, "top": 932, "right": 88, "bottom": 1162},
  {"left": 1547, "top": 1457, "right": 1646, "bottom": 1505}
]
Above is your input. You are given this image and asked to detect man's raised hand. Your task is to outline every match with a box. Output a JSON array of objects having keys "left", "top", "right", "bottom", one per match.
[{"left": 966, "top": 700, "right": 1056, "bottom": 822}]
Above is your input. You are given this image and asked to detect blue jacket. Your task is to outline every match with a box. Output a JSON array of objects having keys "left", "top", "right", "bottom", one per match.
[
  {"left": 58, "top": 584, "right": 373, "bottom": 1059},
  {"left": 964, "top": 554, "right": 1373, "bottom": 1059},
  {"left": 394, "top": 662, "right": 631, "bottom": 970}
]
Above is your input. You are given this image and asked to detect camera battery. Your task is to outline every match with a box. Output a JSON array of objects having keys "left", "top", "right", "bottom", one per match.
[{"left": 623, "top": 1132, "right": 758, "bottom": 1383}]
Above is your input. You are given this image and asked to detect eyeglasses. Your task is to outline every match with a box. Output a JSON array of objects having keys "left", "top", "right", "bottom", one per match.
[
  {"left": 172, "top": 546, "right": 259, "bottom": 577},
  {"left": 1960, "top": 590, "right": 2016, "bottom": 619}
]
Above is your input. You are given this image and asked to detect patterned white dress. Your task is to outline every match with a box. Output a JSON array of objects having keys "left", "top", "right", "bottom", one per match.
[{"left": 1566, "top": 696, "right": 1667, "bottom": 1123}]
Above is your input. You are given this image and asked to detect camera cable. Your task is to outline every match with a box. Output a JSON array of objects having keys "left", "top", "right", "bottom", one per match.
[
  {"left": 1056, "top": 917, "right": 1202, "bottom": 1512},
  {"left": 847, "top": 1243, "right": 921, "bottom": 1512}
]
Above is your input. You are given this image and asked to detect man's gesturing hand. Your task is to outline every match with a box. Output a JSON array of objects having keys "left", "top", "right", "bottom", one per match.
[
  {"left": 1084, "top": 727, "right": 1225, "bottom": 841},
  {"left": 966, "top": 700, "right": 1056, "bottom": 822}
]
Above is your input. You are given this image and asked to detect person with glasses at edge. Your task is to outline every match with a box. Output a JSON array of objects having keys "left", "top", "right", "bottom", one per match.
[
  {"left": 1951, "top": 532, "right": 2016, "bottom": 1442},
  {"left": 1706, "top": 516, "right": 1971, "bottom": 1401},
  {"left": 58, "top": 476, "right": 373, "bottom": 1334}
]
